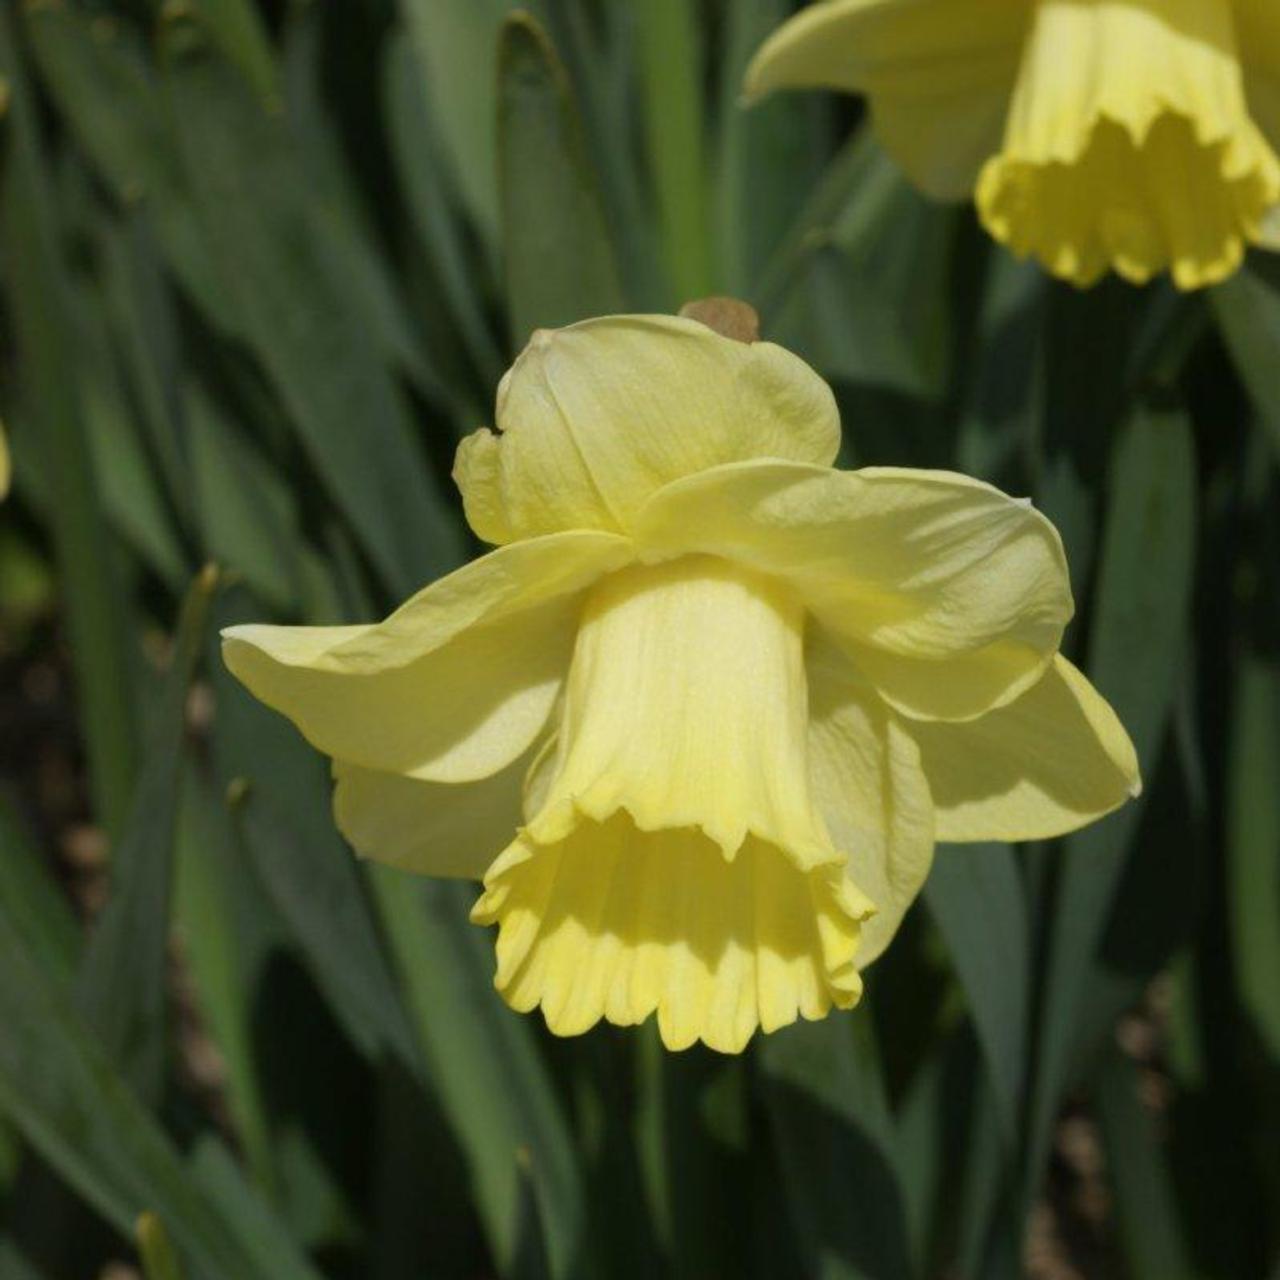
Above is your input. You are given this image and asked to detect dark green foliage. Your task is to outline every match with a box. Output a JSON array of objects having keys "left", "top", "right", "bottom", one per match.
[{"left": 0, "top": 3, "right": 1277, "bottom": 1277}]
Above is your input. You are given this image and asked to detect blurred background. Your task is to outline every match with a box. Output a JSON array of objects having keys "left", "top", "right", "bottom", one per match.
[{"left": 1, "top": 1, "right": 1278, "bottom": 1277}]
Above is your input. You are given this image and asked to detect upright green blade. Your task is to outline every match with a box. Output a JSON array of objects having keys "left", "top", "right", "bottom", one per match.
[
  {"left": 1025, "top": 406, "right": 1196, "bottom": 1204},
  {"left": 0, "top": 8, "right": 138, "bottom": 838},
  {"left": 1227, "top": 657, "right": 1280, "bottom": 1060},
  {"left": 761, "top": 1013, "right": 912, "bottom": 1280},
  {"left": 925, "top": 842, "right": 1028, "bottom": 1142},
  {"left": 371, "top": 871, "right": 586, "bottom": 1280},
  {"left": 77, "top": 566, "right": 222, "bottom": 1104},
  {"left": 159, "top": 10, "right": 464, "bottom": 597},
  {"left": 498, "top": 13, "right": 623, "bottom": 347},
  {"left": 0, "top": 903, "right": 321, "bottom": 1280}
]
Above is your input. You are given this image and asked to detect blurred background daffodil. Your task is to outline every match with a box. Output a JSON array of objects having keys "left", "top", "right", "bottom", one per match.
[{"left": 747, "top": 0, "right": 1280, "bottom": 288}]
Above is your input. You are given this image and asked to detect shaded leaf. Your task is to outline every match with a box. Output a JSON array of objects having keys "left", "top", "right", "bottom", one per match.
[
  {"left": 370, "top": 870, "right": 586, "bottom": 1280},
  {"left": 760, "top": 1013, "right": 911, "bottom": 1280},
  {"left": 0, "top": 900, "right": 321, "bottom": 1280},
  {"left": 160, "top": 11, "right": 463, "bottom": 596},
  {"left": 635, "top": 0, "right": 712, "bottom": 302},
  {"left": 1026, "top": 406, "right": 1196, "bottom": 1202},
  {"left": 0, "top": 9, "right": 138, "bottom": 836},
  {"left": 76, "top": 567, "right": 221, "bottom": 1103},
  {"left": 1226, "top": 657, "right": 1280, "bottom": 1060},
  {"left": 924, "top": 842, "right": 1028, "bottom": 1142},
  {"left": 1095, "top": 1049, "right": 1197, "bottom": 1280},
  {"left": 498, "top": 13, "right": 623, "bottom": 347}
]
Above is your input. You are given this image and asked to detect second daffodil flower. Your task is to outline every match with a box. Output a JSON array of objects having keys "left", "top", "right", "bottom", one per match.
[
  {"left": 223, "top": 313, "right": 1139, "bottom": 1054},
  {"left": 745, "top": 0, "right": 1280, "bottom": 290}
]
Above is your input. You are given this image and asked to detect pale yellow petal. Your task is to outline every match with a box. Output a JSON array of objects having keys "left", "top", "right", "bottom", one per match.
[
  {"left": 471, "top": 816, "right": 871, "bottom": 1055},
  {"left": 453, "top": 315, "right": 839, "bottom": 545},
  {"left": 221, "top": 530, "right": 633, "bottom": 782},
  {"left": 977, "top": 0, "right": 1280, "bottom": 290},
  {"left": 807, "top": 627, "right": 936, "bottom": 966},
  {"left": 332, "top": 747, "right": 532, "bottom": 878},
  {"left": 532, "top": 555, "right": 841, "bottom": 869},
  {"left": 875, "top": 86, "right": 1015, "bottom": 201},
  {"left": 634, "top": 459, "right": 1072, "bottom": 720},
  {"left": 903, "top": 654, "right": 1141, "bottom": 843},
  {"left": 847, "top": 640, "right": 1056, "bottom": 724},
  {"left": 743, "top": 0, "right": 1025, "bottom": 198}
]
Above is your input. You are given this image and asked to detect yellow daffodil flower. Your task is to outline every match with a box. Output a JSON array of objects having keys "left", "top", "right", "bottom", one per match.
[
  {"left": 222, "top": 313, "right": 1139, "bottom": 1054},
  {"left": 745, "top": 0, "right": 1280, "bottom": 290}
]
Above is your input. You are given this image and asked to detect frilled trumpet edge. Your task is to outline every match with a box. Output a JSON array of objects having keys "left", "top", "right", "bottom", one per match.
[
  {"left": 977, "top": 0, "right": 1280, "bottom": 290},
  {"left": 978, "top": 110, "right": 1280, "bottom": 289},
  {"left": 472, "top": 813, "right": 874, "bottom": 1054}
]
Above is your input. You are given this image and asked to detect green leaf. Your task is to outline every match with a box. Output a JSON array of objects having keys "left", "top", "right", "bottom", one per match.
[
  {"left": 1211, "top": 265, "right": 1280, "bottom": 462},
  {"left": 761, "top": 133, "right": 957, "bottom": 402},
  {"left": 159, "top": 11, "right": 463, "bottom": 596},
  {"left": 0, "top": 1236, "right": 53, "bottom": 1280},
  {"left": 498, "top": 12, "right": 623, "bottom": 347},
  {"left": 186, "top": 0, "right": 277, "bottom": 104},
  {"left": 22, "top": 4, "right": 244, "bottom": 336},
  {"left": 924, "top": 843, "right": 1028, "bottom": 1142},
  {"left": 174, "top": 773, "right": 282, "bottom": 1197},
  {"left": 760, "top": 1013, "right": 912, "bottom": 1280},
  {"left": 1034, "top": 279, "right": 1145, "bottom": 591},
  {"left": 1226, "top": 656, "right": 1280, "bottom": 1060},
  {"left": 75, "top": 268, "right": 188, "bottom": 592},
  {"left": 0, "top": 897, "right": 322, "bottom": 1280},
  {"left": 1025, "top": 406, "right": 1196, "bottom": 1204},
  {"left": 383, "top": 27, "right": 504, "bottom": 389},
  {"left": 633, "top": 1034, "right": 749, "bottom": 1279},
  {"left": 1095, "top": 1049, "right": 1198, "bottom": 1280},
  {"left": 954, "top": 253, "right": 1044, "bottom": 487},
  {"left": 635, "top": 0, "right": 713, "bottom": 303},
  {"left": 186, "top": 380, "right": 343, "bottom": 620},
  {"left": 713, "top": 0, "right": 826, "bottom": 299},
  {"left": 280, "top": 5, "right": 450, "bottom": 408},
  {"left": 0, "top": 802, "right": 80, "bottom": 987},
  {"left": 224, "top": 784, "right": 422, "bottom": 1075},
  {"left": 0, "top": 10, "right": 139, "bottom": 837},
  {"left": 398, "top": 0, "right": 528, "bottom": 245},
  {"left": 76, "top": 566, "right": 221, "bottom": 1104},
  {"left": 96, "top": 214, "right": 195, "bottom": 536},
  {"left": 137, "top": 1211, "right": 185, "bottom": 1280},
  {"left": 209, "top": 589, "right": 423, "bottom": 1072},
  {"left": 370, "top": 870, "right": 586, "bottom": 1279},
  {"left": 537, "top": 2, "right": 664, "bottom": 311}
]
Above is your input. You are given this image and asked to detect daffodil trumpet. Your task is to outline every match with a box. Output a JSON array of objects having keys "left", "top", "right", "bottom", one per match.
[
  {"left": 745, "top": 0, "right": 1280, "bottom": 290},
  {"left": 223, "top": 311, "right": 1139, "bottom": 1054}
]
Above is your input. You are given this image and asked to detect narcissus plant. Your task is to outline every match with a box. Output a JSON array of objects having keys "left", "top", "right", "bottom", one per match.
[
  {"left": 745, "top": 0, "right": 1280, "bottom": 290},
  {"left": 223, "top": 311, "right": 1139, "bottom": 1054}
]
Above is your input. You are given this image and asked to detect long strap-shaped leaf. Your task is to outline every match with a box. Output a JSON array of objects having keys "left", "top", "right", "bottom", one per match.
[
  {"left": 372, "top": 872, "right": 585, "bottom": 1280},
  {"left": 158, "top": 8, "right": 463, "bottom": 597},
  {"left": 761, "top": 1012, "right": 913, "bottom": 1280},
  {"left": 1023, "top": 406, "right": 1196, "bottom": 1207},
  {"left": 0, "top": 893, "right": 321, "bottom": 1280},
  {"left": 924, "top": 842, "right": 1028, "bottom": 1145},
  {"left": 77, "top": 566, "right": 221, "bottom": 1105},
  {"left": 498, "top": 12, "right": 624, "bottom": 347},
  {"left": 0, "top": 7, "right": 138, "bottom": 838}
]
